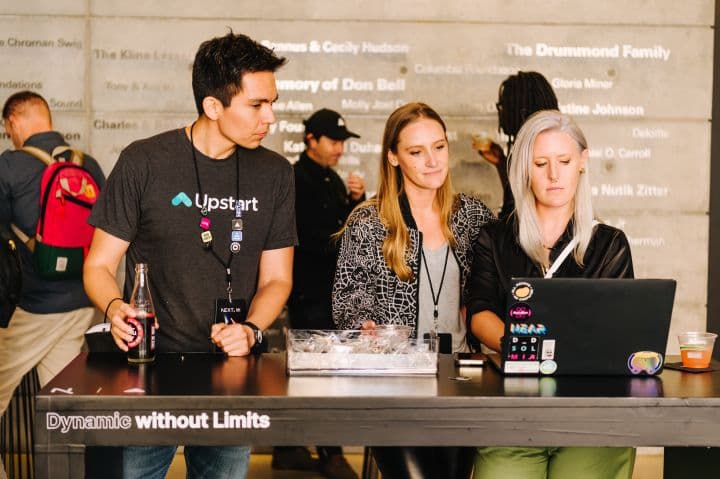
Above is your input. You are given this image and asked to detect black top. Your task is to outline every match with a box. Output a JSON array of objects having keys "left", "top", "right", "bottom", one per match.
[
  {"left": 291, "top": 151, "right": 364, "bottom": 302},
  {"left": 467, "top": 216, "right": 634, "bottom": 321},
  {"left": 0, "top": 131, "right": 106, "bottom": 313}
]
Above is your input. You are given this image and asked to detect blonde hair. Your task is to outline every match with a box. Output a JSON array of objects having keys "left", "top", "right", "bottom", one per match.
[
  {"left": 339, "top": 102, "right": 456, "bottom": 281},
  {"left": 508, "top": 110, "right": 594, "bottom": 267}
]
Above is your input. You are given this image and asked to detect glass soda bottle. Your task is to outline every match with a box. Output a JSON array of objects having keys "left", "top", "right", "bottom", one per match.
[{"left": 127, "top": 263, "right": 156, "bottom": 363}]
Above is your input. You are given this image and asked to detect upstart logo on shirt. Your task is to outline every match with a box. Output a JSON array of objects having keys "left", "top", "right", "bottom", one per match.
[
  {"left": 171, "top": 192, "right": 193, "bottom": 207},
  {"left": 170, "top": 192, "right": 260, "bottom": 212}
]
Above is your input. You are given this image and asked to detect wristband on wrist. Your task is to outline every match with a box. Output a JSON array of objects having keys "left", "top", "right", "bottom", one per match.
[{"left": 103, "top": 297, "right": 123, "bottom": 323}]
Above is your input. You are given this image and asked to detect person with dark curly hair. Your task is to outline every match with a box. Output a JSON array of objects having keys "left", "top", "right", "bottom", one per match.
[{"left": 472, "top": 71, "right": 558, "bottom": 219}]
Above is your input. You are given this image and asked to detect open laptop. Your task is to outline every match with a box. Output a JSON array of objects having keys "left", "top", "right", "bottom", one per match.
[{"left": 489, "top": 278, "right": 676, "bottom": 376}]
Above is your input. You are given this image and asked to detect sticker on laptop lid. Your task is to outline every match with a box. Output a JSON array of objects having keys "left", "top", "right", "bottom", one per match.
[
  {"left": 511, "top": 282, "right": 534, "bottom": 301},
  {"left": 507, "top": 336, "right": 539, "bottom": 361},
  {"left": 504, "top": 361, "right": 540, "bottom": 374},
  {"left": 541, "top": 339, "right": 556, "bottom": 360},
  {"left": 628, "top": 351, "right": 663, "bottom": 375},
  {"left": 510, "top": 323, "right": 547, "bottom": 335},
  {"left": 508, "top": 303, "right": 532, "bottom": 320},
  {"left": 540, "top": 360, "right": 557, "bottom": 375}
]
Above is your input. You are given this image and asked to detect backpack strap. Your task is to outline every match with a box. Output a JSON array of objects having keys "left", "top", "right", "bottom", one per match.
[
  {"left": 20, "top": 145, "right": 54, "bottom": 166},
  {"left": 9, "top": 223, "right": 35, "bottom": 252},
  {"left": 21, "top": 145, "right": 84, "bottom": 166},
  {"left": 51, "top": 145, "right": 84, "bottom": 166}
]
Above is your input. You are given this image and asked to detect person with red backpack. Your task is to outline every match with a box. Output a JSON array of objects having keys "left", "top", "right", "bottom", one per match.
[{"left": 0, "top": 91, "right": 106, "bottom": 423}]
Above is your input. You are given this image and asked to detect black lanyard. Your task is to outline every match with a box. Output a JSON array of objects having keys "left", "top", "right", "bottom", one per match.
[
  {"left": 189, "top": 122, "right": 241, "bottom": 299},
  {"left": 421, "top": 245, "right": 450, "bottom": 330}
]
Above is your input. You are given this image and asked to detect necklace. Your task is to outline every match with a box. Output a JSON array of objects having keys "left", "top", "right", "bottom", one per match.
[{"left": 421, "top": 245, "right": 450, "bottom": 329}]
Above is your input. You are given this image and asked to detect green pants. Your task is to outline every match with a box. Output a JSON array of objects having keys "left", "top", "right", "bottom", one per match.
[{"left": 474, "top": 447, "right": 636, "bottom": 479}]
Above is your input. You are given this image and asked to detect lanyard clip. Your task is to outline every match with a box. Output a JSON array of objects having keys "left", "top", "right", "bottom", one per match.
[
  {"left": 226, "top": 268, "right": 232, "bottom": 302},
  {"left": 428, "top": 329, "right": 439, "bottom": 352}
]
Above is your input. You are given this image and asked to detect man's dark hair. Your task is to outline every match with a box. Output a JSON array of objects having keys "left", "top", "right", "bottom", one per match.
[
  {"left": 2, "top": 91, "right": 50, "bottom": 119},
  {"left": 497, "top": 71, "right": 558, "bottom": 147},
  {"left": 192, "top": 31, "right": 287, "bottom": 115}
]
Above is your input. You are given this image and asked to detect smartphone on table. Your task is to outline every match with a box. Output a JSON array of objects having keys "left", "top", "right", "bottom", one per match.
[{"left": 453, "top": 352, "right": 487, "bottom": 367}]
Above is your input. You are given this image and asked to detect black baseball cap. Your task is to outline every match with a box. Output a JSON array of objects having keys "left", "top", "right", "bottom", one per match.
[{"left": 303, "top": 109, "right": 360, "bottom": 141}]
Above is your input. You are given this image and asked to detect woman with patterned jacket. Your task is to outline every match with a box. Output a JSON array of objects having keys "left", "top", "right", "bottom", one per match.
[{"left": 332, "top": 102, "right": 494, "bottom": 479}]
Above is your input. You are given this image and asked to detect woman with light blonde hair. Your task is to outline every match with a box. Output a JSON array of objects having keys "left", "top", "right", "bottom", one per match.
[
  {"left": 333, "top": 102, "right": 493, "bottom": 478},
  {"left": 468, "top": 110, "right": 635, "bottom": 478}
]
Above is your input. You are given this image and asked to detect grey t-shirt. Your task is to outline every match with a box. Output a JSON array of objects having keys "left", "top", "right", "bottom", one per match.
[
  {"left": 89, "top": 128, "right": 297, "bottom": 352},
  {"left": 0, "top": 131, "right": 106, "bottom": 314},
  {"left": 417, "top": 244, "right": 469, "bottom": 353}
]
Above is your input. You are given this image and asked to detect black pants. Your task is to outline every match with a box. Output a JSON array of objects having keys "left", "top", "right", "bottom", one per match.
[
  {"left": 287, "top": 298, "right": 341, "bottom": 460},
  {"left": 371, "top": 446, "right": 475, "bottom": 479}
]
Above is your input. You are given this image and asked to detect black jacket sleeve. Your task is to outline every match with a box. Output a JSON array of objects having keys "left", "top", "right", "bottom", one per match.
[{"left": 466, "top": 223, "right": 505, "bottom": 321}]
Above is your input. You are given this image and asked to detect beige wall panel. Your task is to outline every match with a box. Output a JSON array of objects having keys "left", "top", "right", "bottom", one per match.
[
  {"left": 0, "top": 17, "right": 86, "bottom": 112},
  {"left": 1, "top": 1, "right": 86, "bottom": 15},
  {"left": 90, "top": 18, "right": 207, "bottom": 112},
  {"left": 87, "top": 19, "right": 712, "bottom": 119},
  {"left": 269, "top": 23, "right": 712, "bottom": 119},
  {"left": 584, "top": 120, "right": 710, "bottom": 213},
  {"left": 90, "top": 0, "right": 713, "bottom": 26}
]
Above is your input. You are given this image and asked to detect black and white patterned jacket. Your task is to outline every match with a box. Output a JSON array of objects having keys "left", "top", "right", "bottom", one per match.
[{"left": 332, "top": 193, "right": 494, "bottom": 334}]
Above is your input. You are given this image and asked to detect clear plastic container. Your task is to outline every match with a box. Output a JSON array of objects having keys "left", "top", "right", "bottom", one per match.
[{"left": 286, "top": 329, "right": 437, "bottom": 376}]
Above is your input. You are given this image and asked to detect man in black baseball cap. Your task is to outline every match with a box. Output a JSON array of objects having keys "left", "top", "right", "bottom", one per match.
[
  {"left": 272, "top": 109, "right": 363, "bottom": 479},
  {"left": 303, "top": 108, "right": 360, "bottom": 141}
]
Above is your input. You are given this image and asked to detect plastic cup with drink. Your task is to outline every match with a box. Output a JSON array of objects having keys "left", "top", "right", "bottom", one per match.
[
  {"left": 471, "top": 131, "right": 502, "bottom": 165},
  {"left": 678, "top": 332, "right": 717, "bottom": 368},
  {"left": 471, "top": 131, "right": 494, "bottom": 154}
]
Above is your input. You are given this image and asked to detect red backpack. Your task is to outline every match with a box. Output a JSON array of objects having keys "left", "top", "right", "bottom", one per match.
[{"left": 20, "top": 145, "right": 99, "bottom": 279}]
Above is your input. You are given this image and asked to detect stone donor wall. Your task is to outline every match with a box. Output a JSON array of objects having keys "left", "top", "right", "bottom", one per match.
[{"left": 1, "top": 1, "right": 714, "bottom": 353}]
